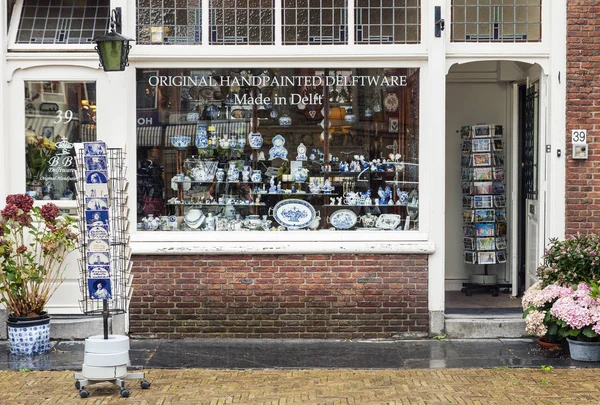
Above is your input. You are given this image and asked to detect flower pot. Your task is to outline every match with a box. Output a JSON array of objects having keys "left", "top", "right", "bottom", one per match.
[
  {"left": 537, "top": 337, "right": 562, "bottom": 350},
  {"left": 7, "top": 313, "right": 51, "bottom": 355},
  {"left": 567, "top": 338, "right": 600, "bottom": 362}
]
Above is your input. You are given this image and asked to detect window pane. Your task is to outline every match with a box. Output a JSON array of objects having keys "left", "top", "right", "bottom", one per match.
[
  {"left": 356, "top": 0, "right": 421, "bottom": 44},
  {"left": 16, "top": 0, "right": 110, "bottom": 44},
  {"left": 137, "top": 0, "right": 202, "bottom": 44},
  {"left": 282, "top": 0, "right": 348, "bottom": 44},
  {"left": 24, "top": 81, "right": 97, "bottom": 200},
  {"left": 209, "top": 0, "right": 274, "bottom": 44},
  {"left": 451, "top": 0, "right": 541, "bottom": 42},
  {"left": 136, "top": 68, "right": 420, "bottom": 232}
]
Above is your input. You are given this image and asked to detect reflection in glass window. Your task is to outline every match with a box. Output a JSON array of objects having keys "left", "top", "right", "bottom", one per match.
[
  {"left": 136, "top": 0, "right": 201, "bottom": 44},
  {"left": 451, "top": 0, "right": 541, "bottom": 42},
  {"left": 355, "top": 0, "right": 420, "bottom": 44},
  {"left": 16, "top": 0, "right": 110, "bottom": 44},
  {"left": 282, "top": 0, "right": 348, "bottom": 45},
  {"left": 210, "top": 0, "right": 275, "bottom": 45},
  {"left": 24, "top": 81, "right": 97, "bottom": 200},
  {"left": 136, "top": 68, "right": 419, "bottom": 232}
]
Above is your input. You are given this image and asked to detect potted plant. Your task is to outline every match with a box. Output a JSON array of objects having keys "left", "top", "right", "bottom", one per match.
[
  {"left": 522, "top": 281, "right": 571, "bottom": 348},
  {"left": 25, "top": 129, "right": 56, "bottom": 197},
  {"left": 0, "top": 194, "right": 78, "bottom": 355}
]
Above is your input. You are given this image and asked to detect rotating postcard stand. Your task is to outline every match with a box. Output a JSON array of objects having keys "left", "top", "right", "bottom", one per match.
[
  {"left": 74, "top": 143, "right": 150, "bottom": 398},
  {"left": 460, "top": 125, "right": 510, "bottom": 296}
]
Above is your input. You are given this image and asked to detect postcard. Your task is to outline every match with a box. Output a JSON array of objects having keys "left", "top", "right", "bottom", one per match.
[
  {"left": 496, "top": 236, "right": 507, "bottom": 250},
  {"left": 478, "top": 251, "right": 497, "bottom": 264},
  {"left": 88, "top": 266, "right": 110, "bottom": 278},
  {"left": 493, "top": 167, "right": 505, "bottom": 181},
  {"left": 493, "top": 139, "right": 503, "bottom": 151},
  {"left": 477, "top": 237, "right": 496, "bottom": 251},
  {"left": 493, "top": 182, "right": 505, "bottom": 194},
  {"left": 494, "top": 195, "right": 506, "bottom": 208},
  {"left": 473, "top": 167, "right": 493, "bottom": 181},
  {"left": 463, "top": 196, "right": 473, "bottom": 209},
  {"left": 461, "top": 126, "right": 472, "bottom": 139},
  {"left": 463, "top": 237, "right": 475, "bottom": 250},
  {"left": 474, "top": 209, "right": 495, "bottom": 222},
  {"left": 86, "top": 225, "right": 109, "bottom": 239},
  {"left": 85, "top": 197, "right": 109, "bottom": 211},
  {"left": 474, "top": 182, "right": 493, "bottom": 195},
  {"left": 473, "top": 125, "right": 492, "bottom": 138},
  {"left": 461, "top": 167, "right": 473, "bottom": 181},
  {"left": 88, "top": 239, "right": 110, "bottom": 252},
  {"left": 462, "top": 182, "right": 473, "bottom": 195},
  {"left": 472, "top": 138, "right": 491, "bottom": 152},
  {"left": 84, "top": 156, "right": 108, "bottom": 171},
  {"left": 85, "top": 170, "right": 108, "bottom": 184},
  {"left": 473, "top": 153, "right": 492, "bottom": 167},
  {"left": 463, "top": 225, "right": 476, "bottom": 237},
  {"left": 84, "top": 141, "right": 107, "bottom": 156},
  {"left": 461, "top": 153, "right": 472, "bottom": 167},
  {"left": 494, "top": 125, "right": 503, "bottom": 136},
  {"left": 84, "top": 184, "right": 109, "bottom": 198},
  {"left": 476, "top": 223, "right": 495, "bottom": 237},
  {"left": 496, "top": 222, "right": 507, "bottom": 236},
  {"left": 86, "top": 211, "right": 110, "bottom": 227},
  {"left": 87, "top": 251, "right": 110, "bottom": 266},
  {"left": 474, "top": 195, "right": 493, "bottom": 208},
  {"left": 464, "top": 251, "right": 476, "bottom": 264},
  {"left": 495, "top": 209, "right": 506, "bottom": 222},
  {"left": 496, "top": 251, "right": 507, "bottom": 263},
  {"left": 463, "top": 210, "right": 474, "bottom": 222},
  {"left": 88, "top": 278, "right": 112, "bottom": 300}
]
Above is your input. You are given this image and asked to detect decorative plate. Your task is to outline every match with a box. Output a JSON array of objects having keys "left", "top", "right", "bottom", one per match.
[
  {"left": 375, "top": 214, "right": 402, "bottom": 230},
  {"left": 273, "top": 199, "right": 316, "bottom": 230},
  {"left": 384, "top": 93, "right": 399, "bottom": 112},
  {"left": 329, "top": 209, "right": 358, "bottom": 230}
]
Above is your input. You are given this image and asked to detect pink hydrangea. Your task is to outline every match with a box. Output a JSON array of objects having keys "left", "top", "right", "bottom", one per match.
[
  {"left": 522, "top": 281, "right": 572, "bottom": 310},
  {"left": 525, "top": 309, "right": 548, "bottom": 337}
]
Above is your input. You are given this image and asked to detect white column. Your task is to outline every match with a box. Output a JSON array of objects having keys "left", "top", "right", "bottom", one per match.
[
  {"left": 0, "top": 0, "right": 7, "bottom": 202},
  {"left": 547, "top": 0, "right": 566, "bottom": 240},
  {"left": 425, "top": 0, "right": 447, "bottom": 335}
]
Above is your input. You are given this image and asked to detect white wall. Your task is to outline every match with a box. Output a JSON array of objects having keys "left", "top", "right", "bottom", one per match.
[{"left": 445, "top": 63, "right": 512, "bottom": 290}]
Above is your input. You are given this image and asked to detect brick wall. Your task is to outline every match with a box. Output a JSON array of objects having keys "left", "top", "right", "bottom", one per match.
[
  {"left": 129, "top": 254, "right": 429, "bottom": 339},
  {"left": 566, "top": 1, "right": 600, "bottom": 234}
]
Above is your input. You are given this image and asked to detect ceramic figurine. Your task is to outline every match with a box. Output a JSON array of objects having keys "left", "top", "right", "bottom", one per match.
[
  {"left": 323, "top": 179, "right": 332, "bottom": 193},
  {"left": 269, "top": 177, "right": 277, "bottom": 193},
  {"left": 296, "top": 143, "right": 308, "bottom": 161},
  {"left": 269, "top": 134, "right": 288, "bottom": 161},
  {"left": 242, "top": 166, "right": 251, "bottom": 182},
  {"left": 227, "top": 162, "right": 239, "bottom": 182},
  {"left": 216, "top": 168, "right": 225, "bottom": 182}
]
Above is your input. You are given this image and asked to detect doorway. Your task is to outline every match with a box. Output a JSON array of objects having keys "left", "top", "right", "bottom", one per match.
[{"left": 444, "top": 61, "right": 543, "bottom": 312}]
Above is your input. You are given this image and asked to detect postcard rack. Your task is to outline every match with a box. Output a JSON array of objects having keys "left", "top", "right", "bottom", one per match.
[
  {"left": 75, "top": 147, "right": 131, "bottom": 316},
  {"left": 460, "top": 125, "right": 510, "bottom": 296}
]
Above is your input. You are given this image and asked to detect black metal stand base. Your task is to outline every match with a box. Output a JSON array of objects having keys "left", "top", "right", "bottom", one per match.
[{"left": 461, "top": 282, "right": 511, "bottom": 297}]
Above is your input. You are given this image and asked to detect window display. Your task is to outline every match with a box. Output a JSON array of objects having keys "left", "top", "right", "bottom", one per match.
[
  {"left": 136, "top": 68, "right": 419, "bottom": 232},
  {"left": 24, "top": 81, "right": 97, "bottom": 200}
]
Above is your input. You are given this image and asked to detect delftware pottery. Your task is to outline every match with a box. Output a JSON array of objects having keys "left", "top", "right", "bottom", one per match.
[
  {"left": 196, "top": 124, "right": 208, "bottom": 148},
  {"left": 171, "top": 135, "right": 191, "bottom": 150},
  {"left": 187, "top": 111, "right": 199, "bottom": 122},
  {"left": 271, "top": 199, "right": 316, "bottom": 230},
  {"left": 216, "top": 168, "right": 225, "bottom": 182},
  {"left": 269, "top": 134, "right": 288, "bottom": 160},
  {"left": 243, "top": 215, "right": 263, "bottom": 230},
  {"left": 248, "top": 132, "right": 263, "bottom": 149},
  {"left": 375, "top": 214, "right": 402, "bottom": 230},
  {"left": 251, "top": 170, "right": 262, "bottom": 183},
  {"left": 227, "top": 162, "right": 239, "bottom": 183},
  {"left": 242, "top": 166, "right": 251, "bottom": 182},
  {"left": 359, "top": 213, "right": 378, "bottom": 228},
  {"left": 328, "top": 209, "right": 358, "bottom": 230},
  {"left": 278, "top": 114, "right": 292, "bottom": 127},
  {"left": 292, "top": 167, "right": 308, "bottom": 183}
]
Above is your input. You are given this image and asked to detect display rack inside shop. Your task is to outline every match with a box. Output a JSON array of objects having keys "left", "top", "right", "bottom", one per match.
[
  {"left": 460, "top": 124, "right": 510, "bottom": 296},
  {"left": 151, "top": 129, "right": 419, "bottom": 232}
]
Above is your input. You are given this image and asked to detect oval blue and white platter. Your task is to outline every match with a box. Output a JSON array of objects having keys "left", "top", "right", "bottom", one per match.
[{"left": 273, "top": 199, "right": 316, "bottom": 229}]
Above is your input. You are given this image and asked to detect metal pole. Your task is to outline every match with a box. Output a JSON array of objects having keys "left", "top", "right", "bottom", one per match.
[{"left": 103, "top": 299, "right": 109, "bottom": 339}]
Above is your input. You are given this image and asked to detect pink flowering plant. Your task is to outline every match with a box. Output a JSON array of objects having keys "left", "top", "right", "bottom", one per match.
[
  {"left": 0, "top": 194, "right": 78, "bottom": 317},
  {"left": 522, "top": 281, "right": 572, "bottom": 341},
  {"left": 549, "top": 282, "right": 600, "bottom": 342}
]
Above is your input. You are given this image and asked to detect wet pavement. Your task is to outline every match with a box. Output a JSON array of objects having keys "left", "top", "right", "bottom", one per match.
[{"left": 0, "top": 338, "right": 598, "bottom": 371}]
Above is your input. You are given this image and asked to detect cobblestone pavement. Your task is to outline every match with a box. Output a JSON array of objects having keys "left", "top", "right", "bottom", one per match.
[{"left": 1, "top": 368, "right": 600, "bottom": 404}]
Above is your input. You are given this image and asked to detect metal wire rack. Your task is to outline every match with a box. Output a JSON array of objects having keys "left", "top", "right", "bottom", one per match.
[{"left": 75, "top": 148, "right": 131, "bottom": 316}]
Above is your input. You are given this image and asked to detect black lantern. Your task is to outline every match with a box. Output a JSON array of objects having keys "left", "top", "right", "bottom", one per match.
[{"left": 94, "top": 8, "right": 133, "bottom": 72}]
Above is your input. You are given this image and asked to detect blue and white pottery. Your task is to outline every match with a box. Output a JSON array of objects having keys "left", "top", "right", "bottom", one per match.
[
  {"left": 171, "top": 135, "right": 191, "bottom": 150},
  {"left": 292, "top": 167, "right": 308, "bottom": 183},
  {"left": 296, "top": 143, "right": 308, "bottom": 161},
  {"left": 251, "top": 170, "right": 262, "bottom": 183},
  {"left": 195, "top": 125, "right": 208, "bottom": 148},
  {"left": 328, "top": 209, "right": 358, "bottom": 230},
  {"left": 7, "top": 315, "right": 51, "bottom": 355},
  {"left": 227, "top": 162, "right": 239, "bottom": 183},
  {"left": 272, "top": 199, "right": 316, "bottom": 230},
  {"left": 397, "top": 190, "right": 409, "bottom": 206},
  {"left": 230, "top": 135, "right": 238, "bottom": 149},
  {"left": 269, "top": 134, "right": 288, "bottom": 160},
  {"left": 270, "top": 110, "right": 279, "bottom": 118},
  {"left": 373, "top": 103, "right": 382, "bottom": 113},
  {"left": 375, "top": 214, "right": 402, "bottom": 230},
  {"left": 206, "top": 104, "right": 219, "bottom": 119},
  {"left": 216, "top": 168, "right": 225, "bottom": 182},
  {"left": 242, "top": 166, "right": 251, "bottom": 182},
  {"left": 187, "top": 111, "right": 199, "bottom": 122},
  {"left": 237, "top": 134, "right": 246, "bottom": 149},
  {"left": 364, "top": 108, "right": 373, "bottom": 118},
  {"left": 344, "top": 111, "right": 357, "bottom": 125},
  {"left": 278, "top": 114, "right": 292, "bottom": 127},
  {"left": 248, "top": 132, "right": 263, "bottom": 149}
]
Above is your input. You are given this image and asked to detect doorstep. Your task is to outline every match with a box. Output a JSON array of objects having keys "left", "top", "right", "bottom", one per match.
[{"left": 445, "top": 308, "right": 526, "bottom": 339}]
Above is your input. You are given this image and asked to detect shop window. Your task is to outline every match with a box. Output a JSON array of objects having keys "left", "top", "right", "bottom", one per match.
[
  {"left": 136, "top": 0, "right": 201, "bottom": 44},
  {"left": 282, "top": 0, "right": 348, "bottom": 45},
  {"left": 16, "top": 0, "right": 110, "bottom": 44},
  {"left": 210, "top": 0, "right": 274, "bottom": 45},
  {"left": 355, "top": 0, "right": 420, "bottom": 44},
  {"left": 135, "top": 68, "right": 419, "bottom": 232},
  {"left": 451, "top": 0, "right": 541, "bottom": 42},
  {"left": 24, "top": 81, "right": 97, "bottom": 200}
]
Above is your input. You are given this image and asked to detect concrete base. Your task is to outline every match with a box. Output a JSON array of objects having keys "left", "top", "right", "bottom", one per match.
[
  {"left": 0, "top": 310, "right": 127, "bottom": 340},
  {"left": 445, "top": 316, "right": 526, "bottom": 339},
  {"left": 429, "top": 310, "right": 445, "bottom": 336}
]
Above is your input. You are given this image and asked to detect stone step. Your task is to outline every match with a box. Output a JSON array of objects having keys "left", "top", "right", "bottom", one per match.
[{"left": 445, "top": 317, "right": 526, "bottom": 339}]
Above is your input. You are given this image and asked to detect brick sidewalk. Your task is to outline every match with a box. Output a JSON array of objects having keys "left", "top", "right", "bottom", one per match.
[{"left": 1, "top": 368, "right": 599, "bottom": 404}]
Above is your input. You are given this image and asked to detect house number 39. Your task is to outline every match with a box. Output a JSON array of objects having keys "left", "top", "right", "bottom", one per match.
[
  {"left": 572, "top": 129, "right": 587, "bottom": 144},
  {"left": 54, "top": 110, "right": 74, "bottom": 124}
]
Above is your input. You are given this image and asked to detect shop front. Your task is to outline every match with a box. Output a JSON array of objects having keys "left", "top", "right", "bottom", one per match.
[{"left": 0, "top": 1, "right": 566, "bottom": 339}]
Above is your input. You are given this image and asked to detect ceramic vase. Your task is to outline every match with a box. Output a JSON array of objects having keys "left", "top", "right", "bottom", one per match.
[
  {"left": 251, "top": 170, "right": 262, "bottom": 183},
  {"left": 249, "top": 132, "right": 263, "bottom": 149},
  {"left": 216, "top": 168, "right": 225, "bottom": 182},
  {"left": 195, "top": 124, "right": 208, "bottom": 149},
  {"left": 227, "top": 162, "right": 239, "bottom": 183}
]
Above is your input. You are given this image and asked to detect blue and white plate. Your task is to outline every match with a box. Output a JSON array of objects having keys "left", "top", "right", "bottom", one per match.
[
  {"left": 329, "top": 209, "right": 358, "bottom": 230},
  {"left": 375, "top": 214, "right": 402, "bottom": 230},
  {"left": 273, "top": 199, "right": 316, "bottom": 230}
]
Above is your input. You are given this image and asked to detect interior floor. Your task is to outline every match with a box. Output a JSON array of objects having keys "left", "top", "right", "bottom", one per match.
[{"left": 445, "top": 290, "right": 522, "bottom": 309}]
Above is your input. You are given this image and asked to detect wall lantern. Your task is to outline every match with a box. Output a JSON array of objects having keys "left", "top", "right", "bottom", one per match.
[{"left": 94, "top": 8, "right": 133, "bottom": 72}]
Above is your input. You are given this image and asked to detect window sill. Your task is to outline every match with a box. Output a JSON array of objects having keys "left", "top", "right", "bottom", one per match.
[{"left": 130, "top": 230, "right": 434, "bottom": 255}]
